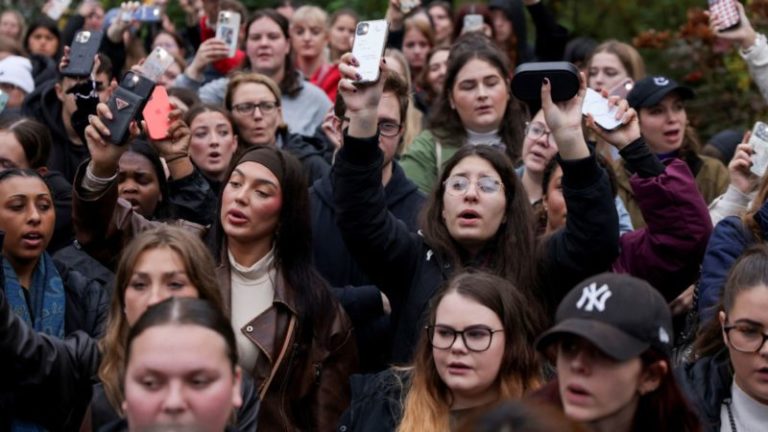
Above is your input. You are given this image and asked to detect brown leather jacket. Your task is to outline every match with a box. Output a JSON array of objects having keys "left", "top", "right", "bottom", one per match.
[{"left": 217, "top": 265, "right": 357, "bottom": 431}]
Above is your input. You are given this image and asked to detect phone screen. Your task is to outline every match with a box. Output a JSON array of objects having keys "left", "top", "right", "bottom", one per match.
[{"left": 351, "top": 20, "right": 389, "bottom": 83}]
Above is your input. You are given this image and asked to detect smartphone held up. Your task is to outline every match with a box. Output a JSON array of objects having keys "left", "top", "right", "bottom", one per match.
[
  {"left": 749, "top": 121, "right": 768, "bottom": 177},
  {"left": 216, "top": 10, "right": 241, "bottom": 58},
  {"left": 351, "top": 20, "right": 389, "bottom": 83},
  {"left": 709, "top": 0, "right": 741, "bottom": 31}
]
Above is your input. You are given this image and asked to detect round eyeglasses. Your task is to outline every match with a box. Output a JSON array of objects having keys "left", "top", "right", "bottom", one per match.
[
  {"left": 724, "top": 322, "right": 768, "bottom": 353},
  {"left": 426, "top": 324, "right": 504, "bottom": 352},
  {"left": 443, "top": 175, "right": 503, "bottom": 196},
  {"left": 232, "top": 101, "right": 279, "bottom": 116}
]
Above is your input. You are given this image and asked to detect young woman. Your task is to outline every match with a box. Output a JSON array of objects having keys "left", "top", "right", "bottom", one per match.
[
  {"left": 121, "top": 297, "right": 243, "bottom": 431},
  {"left": 402, "top": 16, "right": 434, "bottom": 86},
  {"left": 290, "top": 6, "right": 340, "bottom": 101},
  {"left": 176, "top": 8, "right": 331, "bottom": 136},
  {"left": 117, "top": 140, "right": 172, "bottom": 221},
  {"left": 621, "top": 76, "right": 729, "bottom": 228},
  {"left": 328, "top": 9, "right": 358, "bottom": 62},
  {"left": 417, "top": 46, "right": 450, "bottom": 113},
  {"left": 681, "top": 245, "right": 768, "bottom": 432},
  {"left": 384, "top": 48, "right": 423, "bottom": 151},
  {"left": 79, "top": 108, "right": 357, "bottom": 429},
  {"left": 0, "top": 226, "right": 258, "bottom": 430},
  {"left": 0, "top": 9, "right": 25, "bottom": 42},
  {"left": 23, "top": 16, "right": 61, "bottom": 60},
  {"left": 401, "top": 34, "right": 526, "bottom": 194},
  {"left": 185, "top": 104, "right": 239, "bottom": 194},
  {"left": 586, "top": 40, "right": 645, "bottom": 94},
  {"left": 535, "top": 273, "right": 701, "bottom": 432},
  {"left": 336, "top": 53, "right": 619, "bottom": 362},
  {"left": 339, "top": 271, "right": 541, "bottom": 431},
  {"left": 427, "top": 2, "right": 454, "bottom": 47},
  {"left": 225, "top": 72, "right": 329, "bottom": 184},
  {"left": 539, "top": 107, "right": 712, "bottom": 302}
]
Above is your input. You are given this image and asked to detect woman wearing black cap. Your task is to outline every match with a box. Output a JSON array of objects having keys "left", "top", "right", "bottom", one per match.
[
  {"left": 534, "top": 273, "right": 701, "bottom": 432},
  {"left": 617, "top": 76, "right": 729, "bottom": 228}
]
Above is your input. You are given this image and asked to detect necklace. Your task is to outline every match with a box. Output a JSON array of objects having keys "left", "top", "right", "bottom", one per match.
[{"left": 724, "top": 397, "right": 737, "bottom": 432}]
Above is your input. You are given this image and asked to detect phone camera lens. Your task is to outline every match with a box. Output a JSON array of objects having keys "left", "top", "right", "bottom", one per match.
[{"left": 357, "top": 23, "right": 369, "bottom": 36}]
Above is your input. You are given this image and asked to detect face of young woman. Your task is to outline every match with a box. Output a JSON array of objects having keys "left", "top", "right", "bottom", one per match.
[
  {"left": 329, "top": 14, "right": 356, "bottom": 54},
  {"left": 27, "top": 27, "right": 59, "bottom": 58},
  {"left": 587, "top": 52, "right": 629, "bottom": 93},
  {"left": 449, "top": 58, "right": 510, "bottom": 133},
  {"left": 123, "top": 324, "right": 242, "bottom": 431},
  {"left": 246, "top": 17, "right": 290, "bottom": 77},
  {"left": 230, "top": 82, "right": 282, "bottom": 147},
  {"left": 556, "top": 336, "right": 649, "bottom": 425},
  {"left": 544, "top": 165, "right": 566, "bottom": 232},
  {"left": 118, "top": 151, "right": 162, "bottom": 218},
  {"left": 290, "top": 20, "right": 327, "bottom": 59},
  {"left": 720, "top": 285, "right": 768, "bottom": 405},
  {"left": 0, "top": 12, "right": 21, "bottom": 40},
  {"left": 220, "top": 161, "right": 282, "bottom": 247},
  {"left": 490, "top": 9, "right": 512, "bottom": 45},
  {"left": 522, "top": 110, "right": 559, "bottom": 174},
  {"left": 123, "top": 247, "right": 199, "bottom": 326},
  {"left": 403, "top": 28, "right": 430, "bottom": 72},
  {"left": 638, "top": 94, "right": 687, "bottom": 154},
  {"left": 427, "top": 49, "right": 449, "bottom": 95},
  {"left": 189, "top": 111, "right": 238, "bottom": 181},
  {"left": 432, "top": 291, "right": 505, "bottom": 408},
  {"left": 0, "top": 176, "right": 54, "bottom": 264},
  {"left": 0, "top": 131, "right": 30, "bottom": 170},
  {"left": 428, "top": 6, "right": 453, "bottom": 45},
  {"left": 441, "top": 155, "right": 506, "bottom": 254}
]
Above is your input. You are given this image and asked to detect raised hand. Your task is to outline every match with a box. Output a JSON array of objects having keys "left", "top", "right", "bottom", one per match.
[
  {"left": 585, "top": 94, "right": 641, "bottom": 151},
  {"left": 84, "top": 103, "right": 138, "bottom": 177},
  {"left": 185, "top": 38, "right": 230, "bottom": 81},
  {"left": 708, "top": 1, "right": 758, "bottom": 50},
  {"left": 541, "top": 72, "right": 589, "bottom": 160},
  {"left": 728, "top": 140, "right": 758, "bottom": 194},
  {"left": 337, "top": 53, "right": 387, "bottom": 138}
]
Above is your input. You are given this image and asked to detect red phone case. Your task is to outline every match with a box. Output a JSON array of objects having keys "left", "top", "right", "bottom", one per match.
[{"left": 142, "top": 85, "right": 172, "bottom": 141}]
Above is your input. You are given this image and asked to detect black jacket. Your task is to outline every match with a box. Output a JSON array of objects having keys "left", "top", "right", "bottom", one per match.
[
  {"left": 333, "top": 134, "right": 618, "bottom": 363},
  {"left": 279, "top": 129, "right": 331, "bottom": 186},
  {"left": 337, "top": 369, "right": 409, "bottom": 432},
  {"left": 311, "top": 162, "right": 425, "bottom": 371},
  {"left": 55, "top": 258, "right": 110, "bottom": 339},
  {"left": 677, "top": 351, "right": 733, "bottom": 432},
  {"left": 23, "top": 79, "right": 88, "bottom": 183}
]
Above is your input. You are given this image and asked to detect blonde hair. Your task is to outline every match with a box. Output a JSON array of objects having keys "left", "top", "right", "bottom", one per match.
[
  {"left": 98, "top": 226, "right": 223, "bottom": 414},
  {"left": 290, "top": 5, "right": 328, "bottom": 29},
  {"left": 588, "top": 40, "right": 646, "bottom": 81},
  {"left": 384, "top": 48, "right": 423, "bottom": 154},
  {"left": 396, "top": 271, "right": 542, "bottom": 431}
]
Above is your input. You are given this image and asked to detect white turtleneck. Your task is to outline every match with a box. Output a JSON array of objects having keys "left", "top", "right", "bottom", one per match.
[
  {"left": 229, "top": 248, "right": 276, "bottom": 373},
  {"left": 465, "top": 128, "right": 503, "bottom": 148},
  {"left": 720, "top": 381, "right": 768, "bottom": 431}
]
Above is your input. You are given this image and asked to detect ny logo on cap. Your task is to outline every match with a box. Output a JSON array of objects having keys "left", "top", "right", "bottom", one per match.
[
  {"left": 576, "top": 283, "right": 612, "bottom": 312},
  {"left": 653, "top": 77, "right": 669, "bottom": 87}
]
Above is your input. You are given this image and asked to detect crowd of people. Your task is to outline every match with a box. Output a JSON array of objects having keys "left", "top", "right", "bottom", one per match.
[{"left": 0, "top": 0, "right": 767, "bottom": 431}]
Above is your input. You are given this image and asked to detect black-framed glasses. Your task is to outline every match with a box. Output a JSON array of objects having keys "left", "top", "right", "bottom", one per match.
[
  {"left": 525, "top": 121, "right": 555, "bottom": 145},
  {"left": 443, "top": 175, "right": 503, "bottom": 196},
  {"left": 232, "top": 101, "right": 279, "bottom": 116},
  {"left": 426, "top": 324, "right": 504, "bottom": 352},
  {"left": 338, "top": 116, "right": 402, "bottom": 138},
  {"left": 723, "top": 321, "right": 768, "bottom": 353}
]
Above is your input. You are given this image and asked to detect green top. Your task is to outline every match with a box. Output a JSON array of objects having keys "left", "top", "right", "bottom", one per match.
[{"left": 400, "top": 130, "right": 461, "bottom": 194}]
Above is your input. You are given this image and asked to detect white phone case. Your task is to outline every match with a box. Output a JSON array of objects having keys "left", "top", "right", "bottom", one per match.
[
  {"left": 216, "top": 11, "right": 241, "bottom": 58},
  {"left": 46, "top": 0, "right": 72, "bottom": 21},
  {"left": 749, "top": 121, "right": 768, "bottom": 177},
  {"left": 351, "top": 20, "right": 389, "bottom": 83},
  {"left": 582, "top": 88, "right": 622, "bottom": 131}
]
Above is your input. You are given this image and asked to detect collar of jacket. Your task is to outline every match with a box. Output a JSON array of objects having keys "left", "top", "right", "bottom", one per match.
[{"left": 216, "top": 262, "right": 298, "bottom": 384}]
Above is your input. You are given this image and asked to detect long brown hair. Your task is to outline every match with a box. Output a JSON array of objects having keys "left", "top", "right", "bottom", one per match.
[
  {"left": 429, "top": 33, "right": 526, "bottom": 163},
  {"left": 397, "top": 271, "right": 542, "bottom": 431},
  {"left": 421, "top": 145, "right": 539, "bottom": 310},
  {"left": 98, "top": 226, "right": 223, "bottom": 414}
]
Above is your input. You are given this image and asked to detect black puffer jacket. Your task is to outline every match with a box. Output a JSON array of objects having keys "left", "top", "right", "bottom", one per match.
[
  {"left": 55, "top": 257, "right": 110, "bottom": 339},
  {"left": 677, "top": 351, "right": 733, "bottom": 432},
  {"left": 333, "top": 133, "right": 618, "bottom": 363},
  {"left": 278, "top": 129, "right": 331, "bottom": 186}
]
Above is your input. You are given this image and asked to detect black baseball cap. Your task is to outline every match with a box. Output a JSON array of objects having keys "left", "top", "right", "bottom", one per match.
[
  {"left": 627, "top": 75, "right": 695, "bottom": 109},
  {"left": 535, "top": 273, "right": 673, "bottom": 361}
]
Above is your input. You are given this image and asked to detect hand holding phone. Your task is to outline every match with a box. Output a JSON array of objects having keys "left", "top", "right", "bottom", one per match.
[
  {"left": 351, "top": 20, "right": 389, "bottom": 83},
  {"left": 709, "top": 0, "right": 741, "bottom": 31},
  {"left": 463, "top": 14, "right": 484, "bottom": 34},
  {"left": 216, "top": 10, "right": 241, "bottom": 58},
  {"left": 141, "top": 47, "right": 175, "bottom": 82},
  {"left": 582, "top": 88, "right": 623, "bottom": 131},
  {"left": 61, "top": 30, "right": 103, "bottom": 77}
]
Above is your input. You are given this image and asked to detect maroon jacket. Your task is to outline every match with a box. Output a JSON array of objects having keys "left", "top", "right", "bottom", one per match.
[{"left": 612, "top": 159, "right": 712, "bottom": 301}]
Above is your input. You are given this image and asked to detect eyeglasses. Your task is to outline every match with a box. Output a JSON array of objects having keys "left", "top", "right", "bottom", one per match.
[
  {"left": 443, "top": 175, "right": 503, "bottom": 196},
  {"left": 723, "top": 322, "right": 768, "bottom": 353},
  {"left": 339, "top": 116, "right": 402, "bottom": 138},
  {"left": 232, "top": 101, "right": 279, "bottom": 116},
  {"left": 427, "top": 324, "right": 504, "bottom": 352},
  {"left": 525, "top": 121, "right": 555, "bottom": 145}
]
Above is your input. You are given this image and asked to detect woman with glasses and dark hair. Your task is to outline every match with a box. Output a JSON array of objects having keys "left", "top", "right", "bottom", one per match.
[
  {"left": 225, "top": 72, "right": 329, "bottom": 184},
  {"left": 339, "top": 271, "right": 541, "bottom": 431},
  {"left": 680, "top": 244, "right": 768, "bottom": 432}
]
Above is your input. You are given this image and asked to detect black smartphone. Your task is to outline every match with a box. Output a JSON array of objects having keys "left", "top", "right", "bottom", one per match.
[
  {"left": 106, "top": 86, "right": 144, "bottom": 146},
  {"left": 512, "top": 62, "right": 580, "bottom": 102},
  {"left": 62, "top": 30, "right": 104, "bottom": 77}
]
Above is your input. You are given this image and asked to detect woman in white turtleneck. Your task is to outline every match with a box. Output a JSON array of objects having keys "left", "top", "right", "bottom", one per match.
[{"left": 400, "top": 33, "right": 527, "bottom": 194}]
